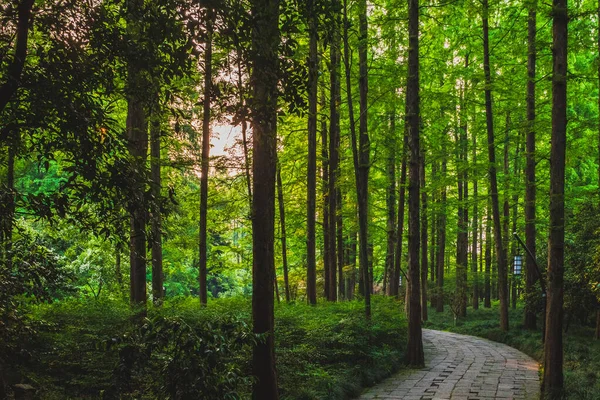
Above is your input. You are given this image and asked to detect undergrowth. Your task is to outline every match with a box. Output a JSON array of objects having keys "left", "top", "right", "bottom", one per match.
[{"left": 16, "top": 296, "right": 407, "bottom": 400}]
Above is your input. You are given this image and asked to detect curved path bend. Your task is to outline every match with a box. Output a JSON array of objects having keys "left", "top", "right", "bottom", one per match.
[{"left": 358, "top": 329, "right": 540, "bottom": 400}]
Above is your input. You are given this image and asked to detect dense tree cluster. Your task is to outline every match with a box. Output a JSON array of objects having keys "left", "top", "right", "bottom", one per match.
[{"left": 1, "top": 0, "right": 599, "bottom": 398}]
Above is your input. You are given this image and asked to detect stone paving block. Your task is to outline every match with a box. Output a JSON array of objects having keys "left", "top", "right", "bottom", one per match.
[{"left": 356, "top": 329, "right": 540, "bottom": 399}]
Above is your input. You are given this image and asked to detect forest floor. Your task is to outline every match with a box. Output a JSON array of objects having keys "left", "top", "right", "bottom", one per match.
[
  {"left": 357, "top": 329, "right": 539, "bottom": 400},
  {"left": 422, "top": 303, "right": 600, "bottom": 399}
]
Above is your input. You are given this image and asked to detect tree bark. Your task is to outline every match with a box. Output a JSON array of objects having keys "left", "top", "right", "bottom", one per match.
[
  {"left": 392, "top": 132, "right": 408, "bottom": 297},
  {"left": 277, "top": 165, "right": 290, "bottom": 302},
  {"left": 321, "top": 88, "right": 330, "bottom": 300},
  {"left": 384, "top": 113, "right": 397, "bottom": 295},
  {"left": 306, "top": 0, "right": 318, "bottom": 305},
  {"left": 485, "top": 200, "right": 492, "bottom": 308},
  {"left": 150, "top": 106, "right": 163, "bottom": 303},
  {"left": 420, "top": 153, "right": 428, "bottom": 321},
  {"left": 436, "top": 129, "right": 447, "bottom": 313},
  {"left": 483, "top": 0, "right": 509, "bottom": 331},
  {"left": 524, "top": 0, "right": 538, "bottom": 329},
  {"left": 543, "top": 0, "right": 567, "bottom": 396},
  {"left": 0, "top": 0, "right": 35, "bottom": 114},
  {"left": 357, "top": 0, "right": 371, "bottom": 316},
  {"left": 198, "top": 11, "right": 214, "bottom": 306},
  {"left": 337, "top": 186, "right": 345, "bottom": 299},
  {"left": 472, "top": 123, "right": 479, "bottom": 310},
  {"left": 327, "top": 5, "right": 341, "bottom": 301},
  {"left": 250, "top": 0, "right": 280, "bottom": 394},
  {"left": 405, "top": 0, "right": 424, "bottom": 366}
]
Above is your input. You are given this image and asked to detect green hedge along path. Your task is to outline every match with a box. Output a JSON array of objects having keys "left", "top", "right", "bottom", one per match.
[{"left": 358, "top": 329, "right": 540, "bottom": 400}]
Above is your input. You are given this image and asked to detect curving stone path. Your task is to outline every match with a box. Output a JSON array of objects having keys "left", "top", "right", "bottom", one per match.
[{"left": 358, "top": 329, "right": 540, "bottom": 400}]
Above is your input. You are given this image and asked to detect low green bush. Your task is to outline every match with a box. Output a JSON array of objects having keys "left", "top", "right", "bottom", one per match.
[{"left": 18, "top": 296, "right": 407, "bottom": 399}]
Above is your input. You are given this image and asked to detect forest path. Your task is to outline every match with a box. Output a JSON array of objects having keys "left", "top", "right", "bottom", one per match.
[{"left": 357, "top": 329, "right": 540, "bottom": 400}]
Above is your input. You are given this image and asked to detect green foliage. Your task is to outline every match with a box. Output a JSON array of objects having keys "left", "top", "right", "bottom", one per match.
[
  {"left": 105, "top": 315, "right": 256, "bottom": 399},
  {"left": 19, "top": 297, "right": 406, "bottom": 399}
]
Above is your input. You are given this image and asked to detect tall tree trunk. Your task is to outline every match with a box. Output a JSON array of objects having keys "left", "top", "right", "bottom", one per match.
[
  {"left": 321, "top": 88, "right": 330, "bottom": 300},
  {"left": 483, "top": 0, "right": 509, "bottom": 331},
  {"left": 341, "top": 0, "right": 360, "bottom": 297},
  {"left": 511, "top": 137, "right": 522, "bottom": 310},
  {"left": 421, "top": 153, "right": 428, "bottom": 321},
  {"left": 456, "top": 89, "right": 469, "bottom": 318},
  {"left": 543, "top": 0, "right": 567, "bottom": 396},
  {"left": 503, "top": 113, "right": 511, "bottom": 307},
  {"left": 347, "top": 228, "right": 357, "bottom": 299},
  {"left": 472, "top": 126, "right": 479, "bottom": 310},
  {"left": 238, "top": 59, "right": 252, "bottom": 208},
  {"left": 277, "top": 165, "right": 291, "bottom": 302},
  {"left": 250, "top": 0, "right": 280, "bottom": 395},
  {"left": 126, "top": 0, "right": 149, "bottom": 307},
  {"left": 436, "top": 130, "right": 447, "bottom": 313},
  {"left": 336, "top": 187, "right": 345, "bottom": 299},
  {"left": 150, "top": 106, "right": 163, "bottom": 303},
  {"left": 327, "top": 4, "right": 341, "bottom": 301},
  {"left": 0, "top": 0, "right": 34, "bottom": 114},
  {"left": 392, "top": 133, "right": 408, "bottom": 297},
  {"left": 385, "top": 113, "right": 397, "bottom": 295},
  {"left": 199, "top": 12, "right": 214, "bottom": 306},
  {"left": 405, "top": 0, "right": 424, "bottom": 366},
  {"left": 524, "top": 0, "right": 538, "bottom": 330},
  {"left": 357, "top": 0, "right": 371, "bottom": 316},
  {"left": 485, "top": 200, "right": 492, "bottom": 308},
  {"left": 306, "top": 0, "right": 318, "bottom": 305}
]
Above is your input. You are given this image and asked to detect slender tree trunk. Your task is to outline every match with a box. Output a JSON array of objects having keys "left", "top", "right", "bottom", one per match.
[
  {"left": 524, "top": 0, "right": 538, "bottom": 329},
  {"left": 483, "top": 0, "right": 509, "bottom": 331},
  {"left": 0, "top": 0, "right": 35, "bottom": 114},
  {"left": 430, "top": 162, "right": 437, "bottom": 285},
  {"left": 336, "top": 187, "right": 345, "bottom": 299},
  {"left": 543, "top": 0, "right": 567, "bottom": 396},
  {"left": 277, "top": 165, "right": 291, "bottom": 302},
  {"left": 485, "top": 172, "right": 492, "bottom": 308},
  {"left": 503, "top": 113, "right": 511, "bottom": 307},
  {"left": 405, "top": 0, "right": 424, "bottom": 366},
  {"left": 150, "top": 106, "right": 163, "bottom": 303},
  {"left": 436, "top": 131, "right": 447, "bottom": 313},
  {"left": 392, "top": 133, "right": 408, "bottom": 297},
  {"left": 421, "top": 153, "right": 428, "bottom": 321},
  {"left": 385, "top": 113, "right": 397, "bottom": 295},
  {"left": 198, "top": 12, "right": 214, "bottom": 306},
  {"left": 472, "top": 127, "right": 479, "bottom": 310},
  {"left": 357, "top": 0, "right": 371, "bottom": 316},
  {"left": 511, "top": 138, "right": 522, "bottom": 309},
  {"left": 321, "top": 88, "right": 330, "bottom": 300},
  {"left": 250, "top": 0, "right": 280, "bottom": 395},
  {"left": 341, "top": 0, "right": 360, "bottom": 297},
  {"left": 306, "top": 0, "right": 318, "bottom": 305},
  {"left": 348, "top": 228, "right": 357, "bottom": 299},
  {"left": 238, "top": 60, "right": 252, "bottom": 208},
  {"left": 327, "top": 5, "right": 341, "bottom": 301},
  {"left": 456, "top": 92, "right": 468, "bottom": 318}
]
